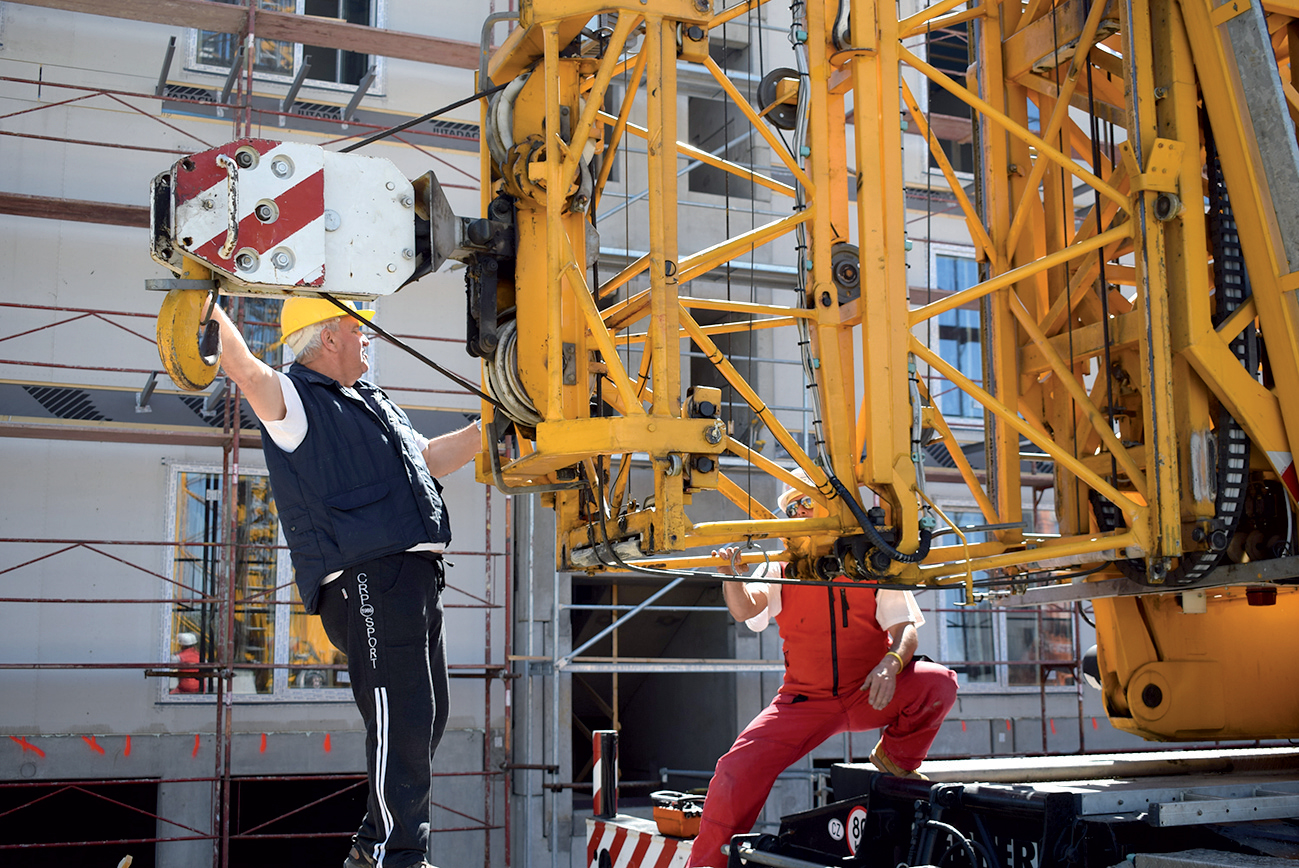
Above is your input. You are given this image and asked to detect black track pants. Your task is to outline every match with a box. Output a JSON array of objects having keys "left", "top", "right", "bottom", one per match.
[{"left": 319, "top": 551, "right": 448, "bottom": 868}]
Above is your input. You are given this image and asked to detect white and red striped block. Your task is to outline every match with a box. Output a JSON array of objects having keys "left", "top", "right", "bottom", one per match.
[
  {"left": 586, "top": 816, "right": 693, "bottom": 868},
  {"left": 166, "top": 138, "right": 416, "bottom": 298}
]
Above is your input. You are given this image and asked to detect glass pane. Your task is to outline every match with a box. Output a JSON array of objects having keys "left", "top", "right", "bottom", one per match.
[
  {"left": 198, "top": 1, "right": 295, "bottom": 76},
  {"left": 288, "top": 583, "right": 348, "bottom": 690},
  {"left": 1005, "top": 604, "right": 1076, "bottom": 686},
  {"left": 229, "top": 298, "right": 284, "bottom": 370},
  {"left": 933, "top": 257, "right": 982, "bottom": 419},
  {"left": 168, "top": 471, "right": 280, "bottom": 695},
  {"left": 940, "top": 512, "right": 996, "bottom": 683},
  {"left": 943, "top": 588, "right": 996, "bottom": 684},
  {"left": 303, "top": 0, "right": 371, "bottom": 85}
]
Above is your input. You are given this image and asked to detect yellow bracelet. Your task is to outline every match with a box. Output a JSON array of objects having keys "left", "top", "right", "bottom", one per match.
[{"left": 884, "top": 651, "right": 906, "bottom": 673}]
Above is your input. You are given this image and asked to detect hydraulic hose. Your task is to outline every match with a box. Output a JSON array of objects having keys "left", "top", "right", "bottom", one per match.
[{"left": 824, "top": 473, "right": 933, "bottom": 565}]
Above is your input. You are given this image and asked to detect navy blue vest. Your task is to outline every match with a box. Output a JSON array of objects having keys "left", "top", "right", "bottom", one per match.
[{"left": 261, "top": 363, "right": 452, "bottom": 614}]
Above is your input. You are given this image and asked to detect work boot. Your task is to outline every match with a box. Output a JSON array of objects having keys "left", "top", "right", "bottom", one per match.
[
  {"left": 869, "top": 740, "right": 929, "bottom": 780},
  {"left": 343, "top": 844, "right": 376, "bottom": 868}
]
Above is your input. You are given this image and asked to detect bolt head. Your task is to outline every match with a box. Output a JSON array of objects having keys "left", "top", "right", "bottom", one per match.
[
  {"left": 271, "top": 158, "right": 291, "bottom": 177},
  {"left": 387, "top": 263, "right": 397, "bottom": 273},
  {"left": 401, "top": 195, "right": 414, "bottom": 207},
  {"left": 402, "top": 248, "right": 415, "bottom": 260},
  {"left": 386, "top": 181, "right": 396, "bottom": 191},
  {"left": 202, "top": 198, "right": 215, "bottom": 210}
]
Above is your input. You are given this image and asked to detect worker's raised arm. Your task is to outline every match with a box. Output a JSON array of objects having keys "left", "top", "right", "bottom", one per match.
[
  {"left": 212, "top": 304, "right": 287, "bottom": 423},
  {"left": 713, "top": 546, "right": 770, "bottom": 622},
  {"left": 423, "top": 420, "right": 481, "bottom": 478}
]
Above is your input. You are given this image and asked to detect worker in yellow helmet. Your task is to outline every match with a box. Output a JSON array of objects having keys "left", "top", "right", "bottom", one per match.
[{"left": 213, "top": 297, "right": 481, "bottom": 868}]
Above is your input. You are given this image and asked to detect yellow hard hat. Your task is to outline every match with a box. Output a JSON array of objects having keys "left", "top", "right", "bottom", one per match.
[{"left": 280, "top": 297, "right": 375, "bottom": 341}]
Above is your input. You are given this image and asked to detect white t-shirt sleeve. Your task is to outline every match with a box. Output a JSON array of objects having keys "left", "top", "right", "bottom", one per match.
[
  {"left": 875, "top": 589, "right": 925, "bottom": 631},
  {"left": 742, "top": 563, "right": 783, "bottom": 633},
  {"left": 260, "top": 371, "right": 309, "bottom": 453}
]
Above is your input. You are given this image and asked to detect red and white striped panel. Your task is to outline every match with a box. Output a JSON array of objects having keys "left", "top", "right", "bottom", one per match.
[
  {"left": 1267, "top": 450, "right": 1299, "bottom": 501},
  {"left": 173, "top": 140, "right": 326, "bottom": 288},
  {"left": 587, "top": 817, "right": 692, "bottom": 868}
]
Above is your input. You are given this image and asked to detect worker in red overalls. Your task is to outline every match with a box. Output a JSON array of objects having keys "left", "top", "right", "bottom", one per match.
[
  {"left": 171, "top": 631, "right": 202, "bottom": 694},
  {"left": 686, "top": 480, "right": 958, "bottom": 868}
]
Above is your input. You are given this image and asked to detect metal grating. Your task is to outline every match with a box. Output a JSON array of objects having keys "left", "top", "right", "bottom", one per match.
[
  {"left": 425, "top": 118, "right": 479, "bottom": 140},
  {"left": 163, "top": 83, "right": 216, "bottom": 103},
  {"left": 292, "top": 101, "right": 343, "bottom": 121},
  {"left": 178, "top": 395, "right": 259, "bottom": 431},
  {"left": 22, "top": 385, "right": 107, "bottom": 421}
]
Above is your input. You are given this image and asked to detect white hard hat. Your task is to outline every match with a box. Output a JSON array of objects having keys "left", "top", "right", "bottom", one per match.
[
  {"left": 178, "top": 632, "right": 198, "bottom": 647},
  {"left": 777, "top": 468, "right": 815, "bottom": 513}
]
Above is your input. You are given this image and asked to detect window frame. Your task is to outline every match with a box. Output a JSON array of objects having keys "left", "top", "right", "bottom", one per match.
[
  {"left": 926, "top": 509, "right": 1081, "bottom": 693},
  {"left": 159, "top": 461, "right": 352, "bottom": 703},
  {"left": 185, "top": 0, "right": 386, "bottom": 96},
  {"left": 924, "top": 244, "right": 984, "bottom": 423}
]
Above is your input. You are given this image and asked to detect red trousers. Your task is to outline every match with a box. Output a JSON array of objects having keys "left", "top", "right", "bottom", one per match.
[{"left": 686, "top": 660, "right": 957, "bottom": 868}]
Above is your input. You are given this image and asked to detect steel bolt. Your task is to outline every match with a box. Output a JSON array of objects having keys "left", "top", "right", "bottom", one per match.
[
  {"left": 387, "top": 263, "right": 397, "bottom": 273},
  {"left": 402, "top": 248, "right": 415, "bottom": 260},
  {"left": 386, "top": 181, "right": 396, "bottom": 191},
  {"left": 201, "top": 198, "right": 215, "bottom": 211},
  {"left": 401, "top": 195, "right": 413, "bottom": 207},
  {"left": 235, "top": 252, "right": 257, "bottom": 271},
  {"left": 271, "top": 158, "right": 291, "bottom": 178},
  {"left": 272, "top": 251, "right": 292, "bottom": 268},
  {"left": 255, "top": 203, "right": 275, "bottom": 222},
  {"left": 235, "top": 151, "right": 255, "bottom": 168}
]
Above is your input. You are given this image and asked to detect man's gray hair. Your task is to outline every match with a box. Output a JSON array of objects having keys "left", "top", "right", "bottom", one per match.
[{"left": 284, "top": 317, "right": 341, "bottom": 362}]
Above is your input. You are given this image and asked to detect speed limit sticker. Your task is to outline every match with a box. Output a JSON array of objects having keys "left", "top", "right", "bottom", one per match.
[{"left": 846, "top": 805, "right": 868, "bottom": 855}]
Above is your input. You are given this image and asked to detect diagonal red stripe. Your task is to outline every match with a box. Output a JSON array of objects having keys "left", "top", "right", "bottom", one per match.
[
  {"left": 189, "top": 169, "right": 324, "bottom": 267},
  {"left": 174, "top": 139, "right": 281, "bottom": 204},
  {"left": 608, "top": 827, "right": 628, "bottom": 863},
  {"left": 588, "top": 821, "right": 604, "bottom": 867},
  {"left": 627, "top": 830, "right": 652, "bottom": 868},
  {"left": 651, "top": 839, "right": 679, "bottom": 868}
]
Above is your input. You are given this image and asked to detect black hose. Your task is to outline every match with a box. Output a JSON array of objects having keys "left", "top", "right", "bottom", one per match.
[
  {"left": 923, "top": 820, "right": 981, "bottom": 868},
  {"left": 824, "top": 473, "right": 932, "bottom": 564}
]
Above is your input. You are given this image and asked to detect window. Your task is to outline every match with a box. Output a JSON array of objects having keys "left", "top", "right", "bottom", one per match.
[
  {"left": 925, "top": 21, "right": 974, "bottom": 174},
  {"left": 688, "top": 310, "right": 758, "bottom": 448},
  {"left": 688, "top": 97, "right": 756, "bottom": 199},
  {"left": 194, "top": 0, "right": 373, "bottom": 88},
  {"left": 929, "top": 253, "right": 982, "bottom": 420},
  {"left": 228, "top": 297, "right": 284, "bottom": 370},
  {"left": 164, "top": 465, "right": 349, "bottom": 700},
  {"left": 940, "top": 592, "right": 1078, "bottom": 687},
  {"left": 936, "top": 513, "right": 1078, "bottom": 688}
]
